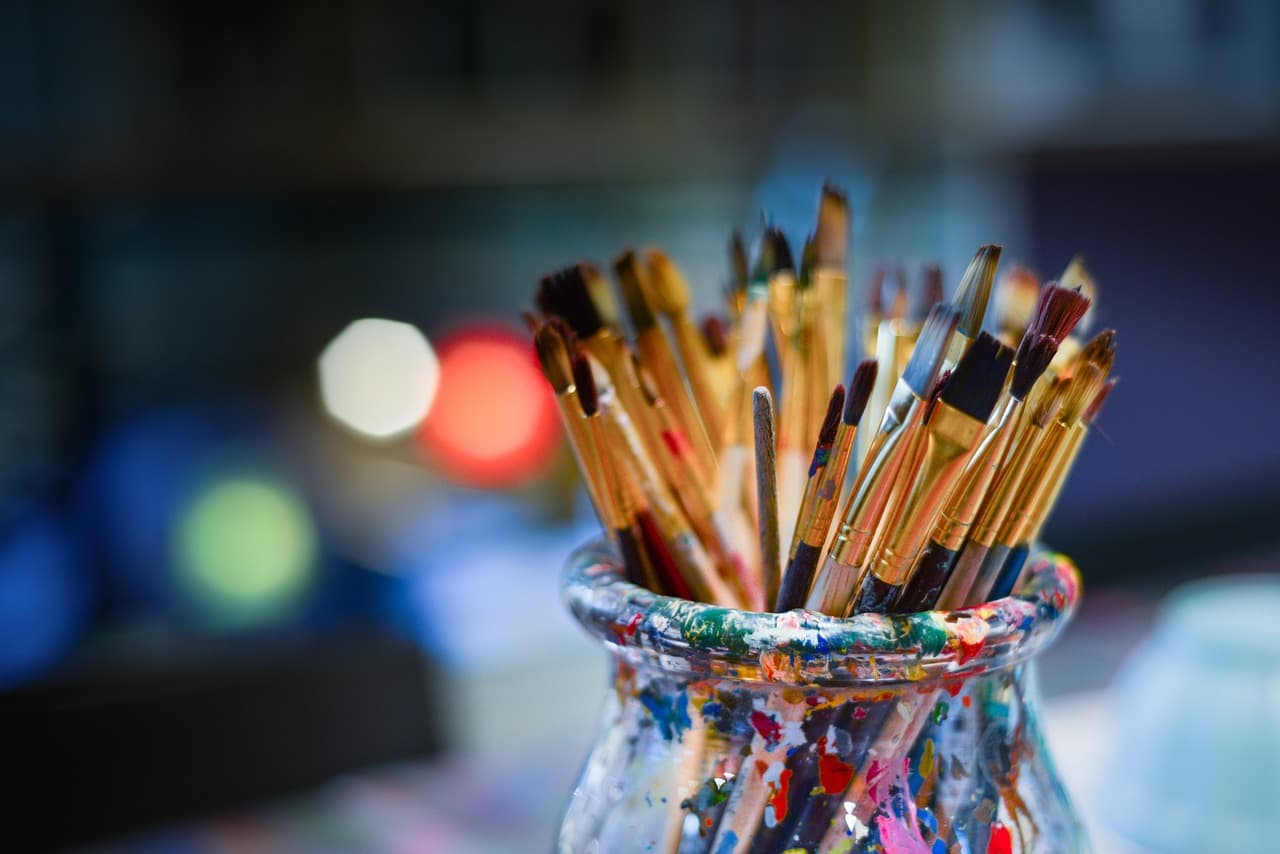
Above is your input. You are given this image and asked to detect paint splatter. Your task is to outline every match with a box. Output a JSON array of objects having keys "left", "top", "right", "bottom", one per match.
[
  {"left": 817, "top": 737, "right": 854, "bottom": 793},
  {"left": 853, "top": 705, "right": 868, "bottom": 720},
  {"left": 639, "top": 688, "right": 692, "bottom": 740},
  {"left": 987, "top": 821, "right": 1012, "bottom": 854},
  {"left": 750, "top": 709, "right": 783, "bottom": 747},
  {"left": 713, "top": 830, "right": 738, "bottom": 854},
  {"left": 932, "top": 700, "right": 949, "bottom": 724},
  {"left": 765, "top": 767, "right": 793, "bottom": 826},
  {"left": 919, "top": 738, "right": 936, "bottom": 779}
]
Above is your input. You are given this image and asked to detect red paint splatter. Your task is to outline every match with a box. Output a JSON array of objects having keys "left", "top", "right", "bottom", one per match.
[
  {"left": 767, "top": 768, "right": 793, "bottom": 824},
  {"left": 987, "top": 821, "right": 1012, "bottom": 854},
  {"left": 963, "top": 695, "right": 972, "bottom": 708},
  {"left": 750, "top": 710, "right": 783, "bottom": 746},
  {"left": 942, "top": 678, "right": 965, "bottom": 697},
  {"left": 661, "top": 429, "right": 694, "bottom": 459},
  {"left": 624, "top": 613, "right": 642, "bottom": 637},
  {"left": 956, "top": 635, "right": 985, "bottom": 664},
  {"left": 817, "top": 737, "right": 854, "bottom": 793},
  {"left": 853, "top": 706, "right": 868, "bottom": 719}
]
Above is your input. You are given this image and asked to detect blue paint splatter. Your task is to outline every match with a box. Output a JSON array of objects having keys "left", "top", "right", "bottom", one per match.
[
  {"left": 714, "top": 830, "right": 739, "bottom": 854},
  {"left": 639, "top": 688, "right": 692, "bottom": 740}
]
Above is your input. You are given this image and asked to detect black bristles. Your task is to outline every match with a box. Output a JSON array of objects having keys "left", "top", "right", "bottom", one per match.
[
  {"left": 540, "top": 265, "right": 604, "bottom": 340},
  {"left": 844, "top": 359, "right": 878, "bottom": 426},
  {"left": 799, "top": 233, "right": 817, "bottom": 288},
  {"left": 940, "top": 331, "right": 1013, "bottom": 422},
  {"left": 571, "top": 352, "right": 599, "bottom": 417},
  {"left": 817, "top": 385, "right": 845, "bottom": 447},
  {"left": 1010, "top": 333, "right": 1058, "bottom": 401},
  {"left": 923, "top": 371, "right": 951, "bottom": 424},
  {"left": 952, "top": 244, "right": 1002, "bottom": 338},
  {"left": 764, "top": 226, "right": 794, "bottom": 275},
  {"left": 730, "top": 231, "right": 749, "bottom": 291},
  {"left": 902, "top": 304, "right": 961, "bottom": 398},
  {"left": 1030, "top": 283, "right": 1091, "bottom": 345}
]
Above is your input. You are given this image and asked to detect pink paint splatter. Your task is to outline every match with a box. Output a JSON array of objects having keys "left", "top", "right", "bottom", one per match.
[
  {"left": 875, "top": 815, "right": 931, "bottom": 854},
  {"left": 853, "top": 706, "right": 868, "bottom": 719}
]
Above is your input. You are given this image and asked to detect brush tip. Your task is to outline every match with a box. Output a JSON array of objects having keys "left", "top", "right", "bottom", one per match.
[
  {"left": 818, "top": 384, "right": 845, "bottom": 445},
  {"left": 570, "top": 352, "right": 598, "bottom": 416},
  {"left": 645, "top": 248, "right": 691, "bottom": 316},
  {"left": 1030, "top": 282, "right": 1092, "bottom": 346},
  {"left": 700, "top": 314, "right": 729, "bottom": 356},
  {"left": 1084, "top": 377, "right": 1117, "bottom": 424},
  {"left": 765, "top": 226, "right": 795, "bottom": 275},
  {"left": 902, "top": 303, "right": 961, "bottom": 397},
  {"left": 730, "top": 231, "right": 749, "bottom": 290},
  {"left": 952, "top": 244, "right": 1002, "bottom": 338},
  {"left": 533, "top": 322, "right": 572, "bottom": 393},
  {"left": 940, "top": 331, "right": 1013, "bottom": 422},
  {"left": 614, "top": 249, "right": 658, "bottom": 331},
  {"left": 815, "top": 181, "right": 850, "bottom": 267},
  {"left": 539, "top": 264, "right": 604, "bottom": 340},
  {"left": 844, "top": 359, "right": 878, "bottom": 425},
  {"left": 1010, "top": 333, "right": 1058, "bottom": 401}
]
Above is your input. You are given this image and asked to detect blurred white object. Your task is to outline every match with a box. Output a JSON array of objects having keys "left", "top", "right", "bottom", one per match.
[
  {"left": 318, "top": 318, "right": 439, "bottom": 439},
  {"left": 1100, "top": 574, "right": 1280, "bottom": 853}
]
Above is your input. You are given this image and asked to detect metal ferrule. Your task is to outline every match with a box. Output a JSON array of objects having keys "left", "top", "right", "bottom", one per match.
[
  {"left": 968, "top": 421, "right": 1047, "bottom": 548},
  {"left": 1001, "top": 420, "right": 1075, "bottom": 547},
  {"left": 930, "top": 399, "right": 1023, "bottom": 551},
  {"left": 869, "top": 401, "right": 987, "bottom": 586},
  {"left": 1028, "top": 424, "right": 1087, "bottom": 540}
]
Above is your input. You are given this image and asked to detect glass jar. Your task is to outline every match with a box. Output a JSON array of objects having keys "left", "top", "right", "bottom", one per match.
[{"left": 558, "top": 541, "right": 1086, "bottom": 853}]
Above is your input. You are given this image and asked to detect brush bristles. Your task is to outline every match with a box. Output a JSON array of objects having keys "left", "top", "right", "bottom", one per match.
[
  {"left": 818, "top": 385, "right": 845, "bottom": 446},
  {"left": 1078, "top": 328, "right": 1117, "bottom": 375},
  {"left": 614, "top": 250, "right": 658, "bottom": 332},
  {"left": 940, "top": 331, "right": 1013, "bottom": 422},
  {"left": 571, "top": 352, "right": 599, "bottom": 417},
  {"left": 923, "top": 371, "right": 951, "bottom": 424},
  {"left": 866, "top": 266, "right": 886, "bottom": 315},
  {"left": 799, "top": 234, "right": 817, "bottom": 288},
  {"left": 1061, "top": 364, "right": 1105, "bottom": 425},
  {"left": 1059, "top": 254, "right": 1098, "bottom": 333},
  {"left": 902, "top": 304, "right": 961, "bottom": 397},
  {"left": 1031, "top": 283, "right": 1092, "bottom": 345},
  {"left": 645, "top": 248, "right": 690, "bottom": 316},
  {"left": 754, "top": 226, "right": 794, "bottom": 280},
  {"left": 1010, "top": 334, "right": 1058, "bottom": 401},
  {"left": 535, "top": 323, "right": 573, "bottom": 394},
  {"left": 1031, "top": 380, "right": 1066, "bottom": 428},
  {"left": 701, "top": 315, "right": 728, "bottom": 357},
  {"left": 582, "top": 263, "right": 621, "bottom": 330},
  {"left": 1084, "top": 378, "right": 1117, "bottom": 424},
  {"left": 540, "top": 265, "right": 605, "bottom": 340},
  {"left": 815, "top": 182, "right": 849, "bottom": 268},
  {"left": 844, "top": 359, "right": 878, "bottom": 425},
  {"left": 952, "top": 244, "right": 1002, "bottom": 338}
]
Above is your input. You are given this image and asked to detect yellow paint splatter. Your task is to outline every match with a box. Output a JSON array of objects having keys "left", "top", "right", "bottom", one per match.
[{"left": 920, "top": 738, "right": 936, "bottom": 778}]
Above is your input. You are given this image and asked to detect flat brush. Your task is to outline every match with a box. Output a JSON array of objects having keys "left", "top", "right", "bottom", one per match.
[
  {"left": 805, "top": 304, "right": 960, "bottom": 616},
  {"left": 753, "top": 387, "right": 781, "bottom": 607},
  {"left": 851, "top": 333, "right": 1012, "bottom": 613},
  {"left": 645, "top": 248, "right": 727, "bottom": 449},
  {"left": 776, "top": 360, "right": 876, "bottom": 611},
  {"left": 895, "top": 332, "right": 1057, "bottom": 612},
  {"left": 614, "top": 250, "right": 719, "bottom": 485}
]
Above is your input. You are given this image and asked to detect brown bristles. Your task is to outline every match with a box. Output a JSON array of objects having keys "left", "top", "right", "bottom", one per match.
[
  {"left": 701, "top": 315, "right": 729, "bottom": 357},
  {"left": 1030, "top": 282, "right": 1091, "bottom": 345},
  {"left": 923, "top": 371, "right": 950, "bottom": 424},
  {"left": 535, "top": 323, "right": 574, "bottom": 394},
  {"left": 614, "top": 249, "right": 658, "bottom": 333},
  {"left": 1060, "top": 364, "right": 1105, "bottom": 425},
  {"left": 539, "top": 264, "right": 606, "bottom": 340},
  {"left": 952, "top": 244, "right": 1002, "bottom": 339},
  {"left": 571, "top": 352, "right": 599, "bottom": 417},
  {"left": 758, "top": 226, "right": 794, "bottom": 277},
  {"left": 1084, "top": 378, "right": 1117, "bottom": 425},
  {"left": 1078, "top": 328, "right": 1117, "bottom": 376},
  {"left": 729, "top": 231, "right": 749, "bottom": 292},
  {"left": 645, "top": 249, "right": 691, "bottom": 316},
  {"left": 815, "top": 182, "right": 850, "bottom": 268},
  {"left": 799, "top": 234, "right": 818, "bottom": 288},
  {"left": 1030, "top": 379, "right": 1066, "bottom": 428},
  {"left": 844, "top": 359, "right": 878, "bottom": 426},
  {"left": 1010, "top": 334, "right": 1058, "bottom": 401},
  {"left": 818, "top": 385, "right": 845, "bottom": 447}
]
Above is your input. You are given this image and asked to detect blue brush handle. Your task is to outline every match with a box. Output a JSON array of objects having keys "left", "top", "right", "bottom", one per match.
[
  {"left": 990, "top": 542, "right": 1030, "bottom": 599},
  {"left": 775, "top": 541, "right": 823, "bottom": 611}
]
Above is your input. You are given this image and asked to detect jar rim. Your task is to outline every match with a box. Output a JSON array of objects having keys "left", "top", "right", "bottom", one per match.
[{"left": 562, "top": 540, "right": 1081, "bottom": 686}]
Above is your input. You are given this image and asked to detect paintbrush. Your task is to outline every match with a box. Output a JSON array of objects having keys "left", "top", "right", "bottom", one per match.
[
  {"left": 645, "top": 248, "right": 727, "bottom": 450},
  {"left": 614, "top": 250, "right": 719, "bottom": 485},
  {"left": 784, "top": 382, "right": 844, "bottom": 563},
  {"left": 850, "top": 333, "right": 1013, "bottom": 613},
  {"left": 699, "top": 314, "right": 736, "bottom": 410},
  {"left": 994, "top": 264, "right": 1042, "bottom": 347},
  {"left": 763, "top": 227, "right": 799, "bottom": 377},
  {"left": 944, "top": 244, "right": 1001, "bottom": 367},
  {"left": 814, "top": 182, "right": 850, "bottom": 397},
  {"left": 858, "top": 266, "right": 908, "bottom": 465},
  {"left": 805, "top": 304, "right": 960, "bottom": 616},
  {"left": 777, "top": 238, "right": 820, "bottom": 552},
  {"left": 753, "top": 387, "right": 781, "bottom": 607},
  {"left": 776, "top": 360, "right": 877, "bottom": 611},
  {"left": 574, "top": 351, "right": 741, "bottom": 607}
]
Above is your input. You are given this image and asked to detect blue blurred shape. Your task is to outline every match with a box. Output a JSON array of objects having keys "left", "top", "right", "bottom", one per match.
[{"left": 0, "top": 509, "right": 89, "bottom": 689}]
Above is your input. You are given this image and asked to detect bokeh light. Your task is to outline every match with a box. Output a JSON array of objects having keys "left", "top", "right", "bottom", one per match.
[
  {"left": 318, "top": 318, "right": 440, "bottom": 440},
  {"left": 174, "top": 475, "right": 317, "bottom": 628},
  {"left": 418, "top": 325, "right": 560, "bottom": 489}
]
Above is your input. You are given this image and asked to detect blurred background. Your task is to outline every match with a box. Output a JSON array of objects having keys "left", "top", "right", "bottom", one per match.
[{"left": 1, "top": 1, "right": 1278, "bottom": 851}]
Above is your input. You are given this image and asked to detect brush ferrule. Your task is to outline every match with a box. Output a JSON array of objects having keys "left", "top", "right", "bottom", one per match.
[
  {"left": 970, "top": 422, "right": 1046, "bottom": 547},
  {"left": 932, "top": 399, "right": 1022, "bottom": 550}
]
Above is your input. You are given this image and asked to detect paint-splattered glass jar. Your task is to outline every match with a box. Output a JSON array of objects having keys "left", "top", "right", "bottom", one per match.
[{"left": 558, "top": 542, "right": 1086, "bottom": 853}]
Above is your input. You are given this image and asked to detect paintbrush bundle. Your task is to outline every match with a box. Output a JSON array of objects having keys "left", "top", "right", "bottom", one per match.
[
  {"left": 532, "top": 185, "right": 1112, "bottom": 620},
  {"left": 536, "top": 183, "right": 1117, "bottom": 853}
]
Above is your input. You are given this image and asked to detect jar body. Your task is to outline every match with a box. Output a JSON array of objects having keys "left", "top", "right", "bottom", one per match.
[
  {"left": 558, "top": 544, "right": 1087, "bottom": 853},
  {"left": 559, "top": 657, "right": 1083, "bottom": 853}
]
